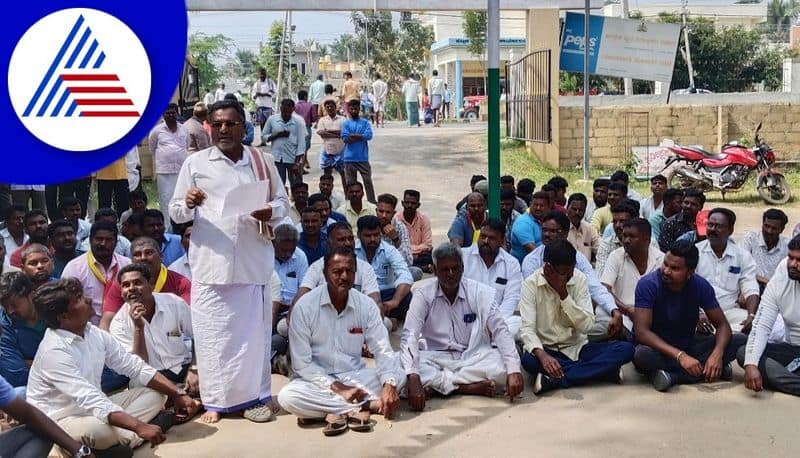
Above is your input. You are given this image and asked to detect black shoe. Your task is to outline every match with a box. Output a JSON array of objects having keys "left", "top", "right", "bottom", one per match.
[
  {"left": 721, "top": 363, "right": 733, "bottom": 381},
  {"left": 651, "top": 370, "right": 674, "bottom": 392},
  {"left": 95, "top": 444, "right": 133, "bottom": 458},
  {"left": 533, "top": 373, "right": 559, "bottom": 395},
  {"left": 148, "top": 410, "right": 175, "bottom": 433}
]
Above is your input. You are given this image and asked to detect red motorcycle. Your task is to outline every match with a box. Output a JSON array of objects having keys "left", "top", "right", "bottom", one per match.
[{"left": 661, "top": 123, "right": 791, "bottom": 204}]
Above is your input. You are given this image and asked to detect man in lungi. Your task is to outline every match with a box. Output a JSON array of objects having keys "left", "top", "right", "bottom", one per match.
[{"left": 427, "top": 70, "right": 445, "bottom": 127}]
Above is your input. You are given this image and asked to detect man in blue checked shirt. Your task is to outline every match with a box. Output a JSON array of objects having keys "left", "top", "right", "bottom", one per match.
[
  {"left": 341, "top": 100, "right": 376, "bottom": 204},
  {"left": 263, "top": 98, "right": 307, "bottom": 185}
]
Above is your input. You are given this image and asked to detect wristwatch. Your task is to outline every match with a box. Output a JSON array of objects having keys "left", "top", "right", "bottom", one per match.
[{"left": 74, "top": 445, "right": 92, "bottom": 458}]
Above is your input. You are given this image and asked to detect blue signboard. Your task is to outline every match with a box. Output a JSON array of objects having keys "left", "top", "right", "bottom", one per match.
[{"left": 559, "top": 12, "right": 604, "bottom": 73}]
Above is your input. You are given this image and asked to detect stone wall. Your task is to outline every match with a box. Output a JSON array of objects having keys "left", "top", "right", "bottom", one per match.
[{"left": 553, "top": 93, "right": 800, "bottom": 168}]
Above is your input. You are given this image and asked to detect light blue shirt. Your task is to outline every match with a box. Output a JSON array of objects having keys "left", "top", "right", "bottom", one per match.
[
  {"left": 521, "top": 245, "right": 617, "bottom": 315},
  {"left": 160, "top": 233, "right": 186, "bottom": 267},
  {"left": 262, "top": 113, "right": 307, "bottom": 163},
  {"left": 510, "top": 212, "right": 542, "bottom": 262},
  {"left": 0, "top": 375, "right": 17, "bottom": 409},
  {"left": 443, "top": 88, "right": 452, "bottom": 103},
  {"left": 274, "top": 247, "right": 309, "bottom": 304},
  {"left": 355, "top": 240, "right": 413, "bottom": 291},
  {"left": 309, "top": 79, "right": 326, "bottom": 104}
]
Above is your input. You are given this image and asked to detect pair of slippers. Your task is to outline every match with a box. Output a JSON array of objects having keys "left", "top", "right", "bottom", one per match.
[{"left": 299, "top": 412, "right": 372, "bottom": 436}]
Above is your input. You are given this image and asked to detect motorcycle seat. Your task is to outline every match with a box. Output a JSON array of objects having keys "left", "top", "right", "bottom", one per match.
[{"left": 685, "top": 145, "right": 726, "bottom": 160}]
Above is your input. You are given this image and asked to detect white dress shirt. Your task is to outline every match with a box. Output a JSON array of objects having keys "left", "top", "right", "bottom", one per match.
[
  {"left": 461, "top": 245, "right": 522, "bottom": 319},
  {"left": 148, "top": 123, "right": 189, "bottom": 175},
  {"left": 1, "top": 228, "right": 26, "bottom": 265},
  {"left": 640, "top": 196, "right": 663, "bottom": 220},
  {"left": 76, "top": 219, "right": 91, "bottom": 244},
  {"left": 739, "top": 231, "right": 789, "bottom": 279},
  {"left": 169, "top": 146, "right": 289, "bottom": 285},
  {"left": 167, "top": 253, "right": 191, "bottom": 280},
  {"left": 27, "top": 324, "right": 156, "bottom": 423},
  {"left": 109, "top": 293, "right": 193, "bottom": 374},
  {"left": 251, "top": 78, "right": 276, "bottom": 108},
  {"left": 289, "top": 285, "right": 400, "bottom": 389},
  {"left": 745, "top": 258, "right": 800, "bottom": 365},
  {"left": 695, "top": 239, "right": 760, "bottom": 312},
  {"left": 600, "top": 245, "right": 664, "bottom": 330},
  {"left": 301, "top": 257, "right": 379, "bottom": 297}
]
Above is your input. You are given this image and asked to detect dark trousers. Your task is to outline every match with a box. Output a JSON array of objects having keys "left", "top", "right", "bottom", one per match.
[
  {"left": 275, "top": 161, "right": 302, "bottom": 186},
  {"left": 521, "top": 341, "right": 635, "bottom": 388},
  {"left": 0, "top": 425, "right": 53, "bottom": 458},
  {"left": 101, "top": 366, "right": 130, "bottom": 393},
  {"left": 159, "top": 363, "right": 190, "bottom": 385},
  {"left": 344, "top": 162, "right": 375, "bottom": 204},
  {"left": 380, "top": 288, "right": 412, "bottom": 320},
  {"left": 737, "top": 342, "right": 800, "bottom": 396},
  {"left": 97, "top": 179, "right": 130, "bottom": 217},
  {"left": 46, "top": 178, "right": 91, "bottom": 219},
  {"left": 0, "top": 183, "right": 12, "bottom": 222},
  {"left": 413, "top": 251, "right": 433, "bottom": 268},
  {"left": 633, "top": 333, "right": 746, "bottom": 385},
  {"left": 10, "top": 190, "right": 46, "bottom": 214}
]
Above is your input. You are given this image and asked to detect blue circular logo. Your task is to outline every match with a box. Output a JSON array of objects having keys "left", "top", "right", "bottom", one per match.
[{"left": 2, "top": 1, "right": 187, "bottom": 184}]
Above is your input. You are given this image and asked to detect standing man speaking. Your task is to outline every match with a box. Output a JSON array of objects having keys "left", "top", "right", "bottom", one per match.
[{"left": 170, "top": 99, "right": 289, "bottom": 424}]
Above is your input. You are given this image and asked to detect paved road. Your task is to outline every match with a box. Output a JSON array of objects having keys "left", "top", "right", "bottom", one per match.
[{"left": 136, "top": 122, "right": 800, "bottom": 458}]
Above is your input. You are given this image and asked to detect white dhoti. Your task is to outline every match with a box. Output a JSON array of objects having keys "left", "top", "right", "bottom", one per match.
[
  {"left": 192, "top": 282, "right": 271, "bottom": 412},
  {"left": 156, "top": 173, "right": 179, "bottom": 229},
  {"left": 278, "top": 368, "right": 382, "bottom": 419},
  {"left": 417, "top": 346, "right": 507, "bottom": 396}
]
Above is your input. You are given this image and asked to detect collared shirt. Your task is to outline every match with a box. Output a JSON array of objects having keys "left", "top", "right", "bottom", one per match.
[
  {"left": 591, "top": 205, "right": 612, "bottom": 235},
  {"left": 382, "top": 220, "right": 413, "bottom": 266},
  {"left": 288, "top": 205, "right": 302, "bottom": 225},
  {"left": 103, "top": 269, "right": 191, "bottom": 314},
  {"left": 337, "top": 201, "right": 376, "bottom": 234},
  {"left": 184, "top": 117, "right": 211, "bottom": 153},
  {"left": 289, "top": 285, "right": 400, "bottom": 388},
  {"left": 1, "top": 228, "right": 26, "bottom": 265},
  {"left": 394, "top": 210, "right": 433, "bottom": 256},
  {"left": 308, "top": 79, "right": 325, "bottom": 105},
  {"left": 109, "top": 293, "right": 193, "bottom": 374},
  {"left": 400, "top": 278, "right": 520, "bottom": 375},
  {"left": 739, "top": 231, "right": 789, "bottom": 279},
  {"left": 298, "top": 231, "right": 328, "bottom": 265},
  {"left": 448, "top": 214, "right": 484, "bottom": 249},
  {"left": 252, "top": 78, "right": 276, "bottom": 108},
  {"left": 443, "top": 88, "right": 453, "bottom": 103},
  {"left": 640, "top": 196, "right": 663, "bottom": 220},
  {"left": 372, "top": 79, "right": 388, "bottom": 102},
  {"left": 567, "top": 220, "right": 599, "bottom": 262},
  {"left": 355, "top": 240, "right": 413, "bottom": 292},
  {"left": 61, "top": 252, "right": 131, "bottom": 322},
  {"left": 596, "top": 234, "right": 623, "bottom": 278},
  {"left": 341, "top": 118, "right": 373, "bottom": 163},
  {"left": 583, "top": 200, "right": 603, "bottom": 223},
  {"left": 76, "top": 219, "right": 91, "bottom": 244},
  {"left": 167, "top": 254, "right": 191, "bottom": 280},
  {"left": 159, "top": 233, "right": 185, "bottom": 266},
  {"left": 342, "top": 79, "right": 360, "bottom": 102},
  {"left": 695, "top": 239, "right": 760, "bottom": 312},
  {"left": 402, "top": 79, "right": 420, "bottom": 102},
  {"left": 317, "top": 115, "right": 346, "bottom": 155},
  {"left": 519, "top": 268, "right": 594, "bottom": 360},
  {"left": 427, "top": 77, "right": 444, "bottom": 96},
  {"left": 79, "top": 235, "right": 130, "bottom": 258},
  {"left": 627, "top": 188, "right": 643, "bottom": 202},
  {"left": 27, "top": 324, "right": 156, "bottom": 423},
  {"left": 301, "top": 257, "right": 380, "bottom": 296},
  {"left": 53, "top": 249, "right": 85, "bottom": 278},
  {"left": 522, "top": 245, "right": 617, "bottom": 315},
  {"left": 510, "top": 212, "right": 542, "bottom": 262},
  {"left": 649, "top": 210, "right": 666, "bottom": 241},
  {"left": 148, "top": 122, "right": 189, "bottom": 175},
  {"left": 275, "top": 248, "right": 309, "bottom": 305},
  {"left": 0, "top": 310, "right": 46, "bottom": 387},
  {"left": 169, "top": 146, "right": 289, "bottom": 285},
  {"left": 745, "top": 258, "right": 800, "bottom": 365},
  {"left": 328, "top": 189, "right": 346, "bottom": 211},
  {"left": 601, "top": 246, "right": 664, "bottom": 330},
  {"left": 263, "top": 113, "right": 307, "bottom": 163},
  {"left": 462, "top": 245, "right": 522, "bottom": 319},
  {"left": 294, "top": 100, "right": 317, "bottom": 127},
  {"left": 658, "top": 212, "right": 694, "bottom": 252}
]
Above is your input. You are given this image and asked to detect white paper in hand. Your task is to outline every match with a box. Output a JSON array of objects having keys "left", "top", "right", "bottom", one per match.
[{"left": 221, "top": 181, "right": 268, "bottom": 218}]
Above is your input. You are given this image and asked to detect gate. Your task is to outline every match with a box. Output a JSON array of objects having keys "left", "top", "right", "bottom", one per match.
[{"left": 505, "top": 49, "right": 551, "bottom": 143}]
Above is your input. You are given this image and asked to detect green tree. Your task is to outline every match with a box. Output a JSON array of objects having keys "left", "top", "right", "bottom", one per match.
[
  {"left": 188, "top": 33, "right": 233, "bottom": 89},
  {"left": 330, "top": 34, "right": 363, "bottom": 62},
  {"left": 767, "top": 0, "right": 799, "bottom": 41},
  {"left": 257, "top": 21, "right": 306, "bottom": 98},
  {"left": 233, "top": 48, "right": 258, "bottom": 77},
  {"left": 462, "top": 11, "right": 488, "bottom": 90}
]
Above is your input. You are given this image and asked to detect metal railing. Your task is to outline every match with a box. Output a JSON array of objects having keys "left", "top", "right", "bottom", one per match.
[{"left": 505, "top": 49, "right": 551, "bottom": 143}]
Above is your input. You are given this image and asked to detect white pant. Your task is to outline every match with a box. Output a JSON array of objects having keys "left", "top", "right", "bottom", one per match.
[
  {"left": 278, "top": 368, "right": 382, "bottom": 419},
  {"left": 156, "top": 173, "right": 179, "bottom": 230},
  {"left": 50, "top": 387, "right": 165, "bottom": 457},
  {"left": 417, "top": 347, "right": 507, "bottom": 396}
]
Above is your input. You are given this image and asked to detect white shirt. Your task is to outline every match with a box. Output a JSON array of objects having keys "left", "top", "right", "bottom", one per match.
[
  {"left": 27, "top": 324, "right": 156, "bottom": 423},
  {"left": 169, "top": 146, "right": 289, "bottom": 285},
  {"left": 640, "top": 196, "right": 663, "bottom": 220},
  {"left": 301, "top": 257, "right": 379, "bottom": 297},
  {"left": 427, "top": 77, "right": 444, "bottom": 96},
  {"left": 402, "top": 79, "right": 420, "bottom": 103},
  {"left": 695, "top": 239, "right": 760, "bottom": 312},
  {"left": 289, "top": 285, "right": 400, "bottom": 388},
  {"left": 148, "top": 123, "right": 189, "bottom": 175},
  {"left": 327, "top": 190, "right": 346, "bottom": 211},
  {"left": 168, "top": 253, "right": 191, "bottom": 280},
  {"left": 372, "top": 79, "right": 388, "bottom": 102},
  {"left": 76, "top": 219, "right": 91, "bottom": 244},
  {"left": 110, "top": 293, "right": 193, "bottom": 374},
  {"left": 461, "top": 245, "right": 522, "bottom": 319},
  {"left": 214, "top": 88, "right": 227, "bottom": 102},
  {"left": 745, "top": 258, "right": 800, "bottom": 366},
  {"left": 1, "top": 228, "right": 27, "bottom": 265},
  {"left": 738, "top": 231, "right": 789, "bottom": 279},
  {"left": 600, "top": 245, "right": 664, "bottom": 330},
  {"left": 251, "top": 78, "right": 276, "bottom": 108},
  {"left": 203, "top": 92, "right": 215, "bottom": 107}
]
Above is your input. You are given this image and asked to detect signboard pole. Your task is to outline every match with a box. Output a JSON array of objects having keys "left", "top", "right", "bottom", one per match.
[
  {"left": 582, "top": 0, "right": 590, "bottom": 181},
  {"left": 487, "top": 0, "right": 500, "bottom": 218}
]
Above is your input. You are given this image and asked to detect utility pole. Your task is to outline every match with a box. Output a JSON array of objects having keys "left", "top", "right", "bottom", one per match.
[
  {"left": 487, "top": 0, "right": 500, "bottom": 218},
  {"left": 621, "top": 0, "right": 632, "bottom": 95},
  {"left": 582, "top": 0, "right": 591, "bottom": 181},
  {"left": 276, "top": 10, "right": 288, "bottom": 99},
  {"left": 288, "top": 13, "right": 294, "bottom": 98},
  {"left": 682, "top": 0, "right": 696, "bottom": 90}
]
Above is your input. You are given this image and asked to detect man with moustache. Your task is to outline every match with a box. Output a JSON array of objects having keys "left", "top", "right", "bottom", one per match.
[
  {"left": 148, "top": 103, "right": 189, "bottom": 229},
  {"left": 49, "top": 220, "right": 82, "bottom": 278},
  {"left": 9, "top": 210, "right": 49, "bottom": 269},
  {"left": 510, "top": 191, "right": 550, "bottom": 262},
  {"left": 449, "top": 192, "right": 487, "bottom": 249},
  {"left": 0, "top": 273, "right": 46, "bottom": 391},
  {"left": 19, "top": 244, "right": 55, "bottom": 289}
]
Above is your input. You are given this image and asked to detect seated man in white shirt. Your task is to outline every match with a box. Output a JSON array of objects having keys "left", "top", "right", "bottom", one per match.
[
  {"left": 695, "top": 208, "right": 761, "bottom": 334},
  {"left": 167, "top": 222, "right": 192, "bottom": 280},
  {"left": 738, "top": 208, "right": 789, "bottom": 292},
  {"left": 26, "top": 278, "right": 198, "bottom": 457},
  {"left": 600, "top": 218, "right": 664, "bottom": 341},
  {"left": 109, "top": 264, "right": 199, "bottom": 401},
  {"left": 401, "top": 243, "right": 523, "bottom": 411},
  {"left": 461, "top": 218, "right": 522, "bottom": 336},
  {"left": 739, "top": 236, "right": 800, "bottom": 397},
  {"left": 278, "top": 247, "right": 402, "bottom": 436}
]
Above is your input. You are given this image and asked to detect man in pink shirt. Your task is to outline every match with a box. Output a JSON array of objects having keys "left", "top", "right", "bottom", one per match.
[
  {"left": 394, "top": 189, "right": 433, "bottom": 272},
  {"left": 294, "top": 90, "right": 317, "bottom": 173}
]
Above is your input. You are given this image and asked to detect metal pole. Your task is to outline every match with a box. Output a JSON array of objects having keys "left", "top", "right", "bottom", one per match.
[
  {"left": 487, "top": 0, "right": 500, "bottom": 218},
  {"left": 681, "top": 0, "right": 695, "bottom": 90},
  {"left": 582, "top": 0, "right": 590, "bottom": 181},
  {"left": 288, "top": 12, "right": 293, "bottom": 98},
  {"left": 621, "top": 0, "right": 632, "bottom": 95},
  {"left": 276, "top": 11, "right": 288, "bottom": 99}
]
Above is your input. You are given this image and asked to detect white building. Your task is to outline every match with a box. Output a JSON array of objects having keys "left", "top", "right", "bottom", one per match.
[{"left": 602, "top": 1, "right": 767, "bottom": 30}]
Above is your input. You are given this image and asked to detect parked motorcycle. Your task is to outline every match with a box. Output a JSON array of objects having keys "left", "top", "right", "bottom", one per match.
[{"left": 661, "top": 123, "right": 791, "bottom": 204}]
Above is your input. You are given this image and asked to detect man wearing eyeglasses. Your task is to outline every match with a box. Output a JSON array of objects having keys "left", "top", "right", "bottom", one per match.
[{"left": 170, "top": 99, "right": 290, "bottom": 424}]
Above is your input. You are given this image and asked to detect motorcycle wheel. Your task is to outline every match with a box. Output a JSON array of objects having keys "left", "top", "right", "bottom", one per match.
[{"left": 756, "top": 173, "right": 791, "bottom": 205}]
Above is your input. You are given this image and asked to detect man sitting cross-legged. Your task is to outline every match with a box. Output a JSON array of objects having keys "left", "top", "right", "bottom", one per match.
[
  {"left": 401, "top": 243, "right": 523, "bottom": 411},
  {"left": 519, "top": 240, "right": 635, "bottom": 395},
  {"left": 278, "top": 247, "right": 402, "bottom": 437},
  {"left": 109, "top": 264, "right": 200, "bottom": 406},
  {"left": 632, "top": 240, "right": 746, "bottom": 392},
  {"left": 26, "top": 278, "right": 199, "bottom": 457}
]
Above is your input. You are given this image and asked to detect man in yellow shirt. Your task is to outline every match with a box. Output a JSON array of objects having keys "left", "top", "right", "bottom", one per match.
[{"left": 96, "top": 147, "right": 136, "bottom": 217}]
